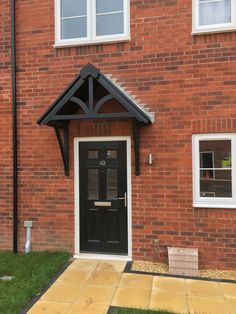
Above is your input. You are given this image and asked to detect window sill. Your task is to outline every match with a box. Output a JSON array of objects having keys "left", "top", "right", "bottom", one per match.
[
  {"left": 193, "top": 203, "right": 236, "bottom": 209},
  {"left": 192, "top": 26, "right": 236, "bottom": 35},
  {"left": 54, "top": 36, "right": 131, "bottom": 49}
]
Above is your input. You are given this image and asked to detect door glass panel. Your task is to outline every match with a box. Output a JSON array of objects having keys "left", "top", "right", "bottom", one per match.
[
  {"left": 88, "top": 169, "right": 99, "bottom": 199},
  {"left": 88, "top": 150, "right": 99, "bottom": 159},
  {"left": 107, "top": 168, "right": 118, "bottom": 199},
  {"left": 107, "top": 150, "right": 117, "bottom": 159}
]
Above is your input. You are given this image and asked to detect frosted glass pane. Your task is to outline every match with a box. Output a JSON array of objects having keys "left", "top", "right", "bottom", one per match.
[
  {"left": 61, "top": 0, "right": 86, "bottom": 18},
  {"left": 96, "top": 0, "right": 123, "bottom": 14},
  {"left": 61, "top": 17, "right": 87, "bottom": 39},
  {"left": 96, "top": 13, "right": 124, "bottom": 36},
  {"left": 88, "top": 150, "right": 99, "bottom": 159},
  {"left": 199, "top": 0, "right": 231, "bottom": 26},
  {"left": 88, "top": 169, "right": 99, "bottom": 199},
  {"left": 107, "top": 169, "right": 118, "bottom": 199},
  {"left": 107, "top": 150, "right": 117, "bottom": 159}
]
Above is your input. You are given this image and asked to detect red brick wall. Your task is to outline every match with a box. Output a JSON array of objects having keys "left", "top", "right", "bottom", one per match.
[
  {"left": 1, "top": 0, "right": 236, "bottom": 269},
  {"left": 0, "top": 1, "right": 13, "bottom": 250}
]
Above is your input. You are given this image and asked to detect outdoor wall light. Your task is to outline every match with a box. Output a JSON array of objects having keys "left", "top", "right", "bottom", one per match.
[{"left": 148, "top": 153, "right": 153, "bottom": 165}]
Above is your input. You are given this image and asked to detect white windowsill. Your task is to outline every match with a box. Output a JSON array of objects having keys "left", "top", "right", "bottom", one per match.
[
  {"left": 193, "top": 203, "right": 236, "bottom": 209},
  {"left": 192, "top": 26, "right": 236, "bottom": 35},
  {"left": 54, "top": 36, "right": 131, "bottom": 48}
]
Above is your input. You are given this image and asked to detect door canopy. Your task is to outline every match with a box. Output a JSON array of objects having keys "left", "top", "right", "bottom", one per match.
[{"left": 37, "top": 63, "right": 154, "bottom": 175}]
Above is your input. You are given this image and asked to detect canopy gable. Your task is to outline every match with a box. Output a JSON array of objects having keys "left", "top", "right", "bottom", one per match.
[
  {"left": 37, "top": 64, "right": 155, "bottom": 176},
  {"left": 38, "top": 63, "right": 154, "bottom": 126}
]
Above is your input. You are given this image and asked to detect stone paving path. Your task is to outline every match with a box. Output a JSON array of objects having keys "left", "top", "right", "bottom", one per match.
[{"left": 28, "top": 259, "right": 236, "bottom": 314}]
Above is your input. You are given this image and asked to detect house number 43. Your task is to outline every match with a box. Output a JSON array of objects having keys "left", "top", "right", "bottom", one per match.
[{"left": 99, "top": 160, "right": 106, "bottom": 166}]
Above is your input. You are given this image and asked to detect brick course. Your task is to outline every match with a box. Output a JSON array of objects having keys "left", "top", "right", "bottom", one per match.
[{"left": 1, "top": 0, "right": 236, "bottom": 269}]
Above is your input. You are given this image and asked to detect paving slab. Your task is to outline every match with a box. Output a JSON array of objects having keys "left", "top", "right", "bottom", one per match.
[
  {"left": 152, "top": 276, "right": 186, "bottom": 293},
  {"left": 40, "top": 283, "right": 81, "bottom": 303},
  {"left": 85, "top": 270, "right": 121, "bottom": 287},
  {"left": 220, "top": 282, "right": 236, "bottom": 299},
  {"left": 75, "top": 285, "right": 116, "bottom": 305},
  {"left": 119, "top": 273, "right": 153, "bottom": 290},
  {"left": 27, "top": 300, "right": 71, "bottom": 314},
  {"left": 188, "top": 295, "right": 230, "bottom": 314},
  {"left": 67, "top": 302, "right": 108, "bottom": 314},
  {"left": 186, "top": 279, "right": 223, "bottom": 297},
  {"left": 226, "top": 298, "right": 236, "bottom": 314},
  {"left": 149, "top": 289, "right": 189, "bottom": 313},
  {"left": 28, "top": 259, "right": 235, "bottom": 314},
  {"left": 111, "top": 287, "right": 151, "bottom": 309}
]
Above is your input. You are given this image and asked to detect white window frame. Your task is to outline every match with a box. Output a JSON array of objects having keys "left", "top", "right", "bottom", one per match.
[
  {"left": 55, "top": 0, "right": 130, "bottom": 47},
  {"left": 192, "top": 0, "right": 236, "bottom": 34},
  {"left": 192, "top": 133, "right": 236, "bottom": 208}
]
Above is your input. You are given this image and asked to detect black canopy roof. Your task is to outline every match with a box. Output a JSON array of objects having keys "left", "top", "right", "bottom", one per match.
[
  {"left": 37, "top": 63, "right": 153, "bottom": 126},
  {"left": 37, "top": 64, "right": 154, "bottom": 176}
]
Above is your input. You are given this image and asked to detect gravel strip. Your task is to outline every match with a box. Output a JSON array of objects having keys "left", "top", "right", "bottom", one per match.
[
  {"left": 132, "top": 260, "right": 236, "bottom": 281},
  {"left": 199, "top": 269, "right": 236, "bottom": 280},
  {"left": 132, "top": 261, "right": 169, "bottom": 274}
]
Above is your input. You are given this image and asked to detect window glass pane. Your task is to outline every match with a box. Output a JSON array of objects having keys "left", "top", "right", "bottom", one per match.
[
  {"left": 199, "top": 140, "right": 231, "bottom": 169},
  {"left": 96, "top": 0, "right": 123, "bottom": 14},
  {"left": 88, "top": 150, "right": 99, "bottom": 159},
  {"left": 199, "top": 0, "right": 231, "bottom": 26},
  {"left": 200, "top": 152, "right": 214, "bottom": 178},
  {"left": 107, "top": 150, "right": 117, "bottom": 159},
  {"left": 88, "top": 169, "right": 99, "bottom": 199},
  {"left": 199, "top": 139, "right": 232, "bottom": 198},
  {"left": 200, "top": 170, "right": 232, "bottom": 197},
  {"left": 61, "top": 17, "right": 87, "bottom": 39},
  {"left": 96, "top": 13, "right": 124, "bottom": 36},
  {"left": 107, "top": 168, "right": 118, "bottom": 199},
  {"left": 61, "top": 0, "right": 87, "bottom": 18}
]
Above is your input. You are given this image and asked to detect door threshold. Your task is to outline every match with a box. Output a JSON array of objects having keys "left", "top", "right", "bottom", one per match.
[{"left": 73, "top": 253, "right": 132, "bottom": 261}]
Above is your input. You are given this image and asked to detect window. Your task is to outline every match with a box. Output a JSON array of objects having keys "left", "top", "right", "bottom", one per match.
[
  {"left": 192, "top": 134, "right": 236, "bottom": 208},
  {"left": 55, "top": 0, "right": 130, "bottom": 47},
  {"left": 192, "top": 0, "right": 236, "bottom": 34}
]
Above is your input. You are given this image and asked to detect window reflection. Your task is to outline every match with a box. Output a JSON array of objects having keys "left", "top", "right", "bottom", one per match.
[{"left": 199, "top": 140, "right": 232, "bottom": 198}]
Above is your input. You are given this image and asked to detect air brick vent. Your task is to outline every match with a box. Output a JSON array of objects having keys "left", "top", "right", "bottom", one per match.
[{"left": 168, "top": 247, "right": 199, "bottom": 277}]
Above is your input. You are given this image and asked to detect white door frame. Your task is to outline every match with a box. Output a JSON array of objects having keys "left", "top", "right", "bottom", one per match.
[{"left": 74, "top": 136, "right": 132, "bottom": 261}]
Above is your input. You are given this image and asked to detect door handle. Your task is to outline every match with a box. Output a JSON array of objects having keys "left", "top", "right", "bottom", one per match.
[{"left": 118, "top": 192, "right": 127, "bottom": 207}]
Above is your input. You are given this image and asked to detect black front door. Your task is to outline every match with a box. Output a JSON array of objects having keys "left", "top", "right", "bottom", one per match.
[{"left": 79, "top": 141, "right": 128, "bottom": 255}]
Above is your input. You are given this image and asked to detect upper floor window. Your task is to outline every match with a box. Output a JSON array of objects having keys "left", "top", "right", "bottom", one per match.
[
  {"left": 192, "top": 0, "right": 236, "bottom": 34},
  {"left": 55, "top": 0, "right": 130, "bottom": 47},
  {"left": 192, "top": 134, "right": 236, "bottom": 208}
]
